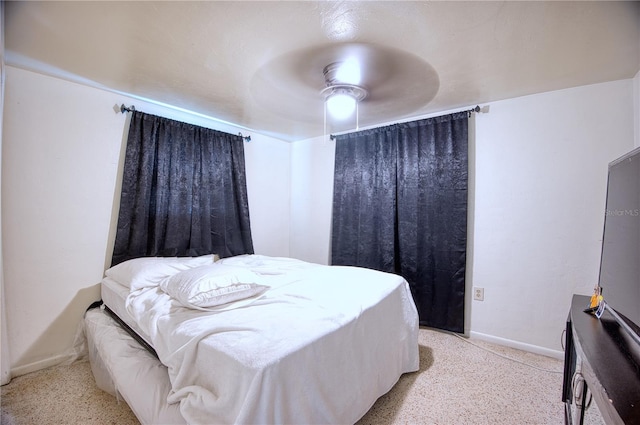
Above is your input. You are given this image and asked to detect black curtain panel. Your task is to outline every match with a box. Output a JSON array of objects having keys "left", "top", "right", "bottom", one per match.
[
  {"left": 112, "top": 111, "right": 254, "bottom": 266},
  {"left": 332, "top": 112, "right": 468, "bottom": 333}
]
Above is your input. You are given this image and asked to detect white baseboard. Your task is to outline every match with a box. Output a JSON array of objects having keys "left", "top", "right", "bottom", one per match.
[
  {"left": 10, "top": 353, "right": 73, "bottom": 378},
  {"left": 469, "top": 331, "right": 565, "bottom": 360}
]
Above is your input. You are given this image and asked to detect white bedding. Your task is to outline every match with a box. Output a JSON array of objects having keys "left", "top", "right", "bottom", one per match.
[
  {"left": 85, "top": 308, "right": 186, "bottom": 424},
  {"left": 109, "top": 255, "right": 419, "bottom": 424}
]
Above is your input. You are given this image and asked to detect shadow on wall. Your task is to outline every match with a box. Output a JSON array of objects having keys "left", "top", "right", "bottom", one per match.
[
  {"left": 103, "top": 106, "right": 131, "bottom": 272},
  {"left": 10, "top": 284, "right": 102, "bottom": 378}
]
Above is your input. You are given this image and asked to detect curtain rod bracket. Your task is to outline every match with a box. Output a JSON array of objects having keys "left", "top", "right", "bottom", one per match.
[
  {"left": 120, "top": 104, "right": 135, "bottom": 113},
  {"left": 238, "top": 132, "right": 251, "bottom": 142},
  {"left": 470, "top": 105, "right": 490, "bottom": 114},
  {"left": 467, "top": 105, "right": 485, "bottom": 117}
]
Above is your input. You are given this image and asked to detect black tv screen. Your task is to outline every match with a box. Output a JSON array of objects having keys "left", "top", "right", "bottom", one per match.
[{"left": 598, "top": 146, "right": 640, "bottom": 344}]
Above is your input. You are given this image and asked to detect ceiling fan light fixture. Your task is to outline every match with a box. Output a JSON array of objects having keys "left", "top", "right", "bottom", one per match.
[
  {"left": 321, "top": 62, "right": 368, "bottom": 122},
  {"left": 326, "top": 91, "right": 357, "bottom": 120},
  {"left": 322, "top": 84, "right": 367, "bottom": 119}
]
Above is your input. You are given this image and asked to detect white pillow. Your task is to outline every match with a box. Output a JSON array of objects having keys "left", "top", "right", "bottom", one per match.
[
  {"left": 159, "top": 264, "right": 268, "bottom": 310},
  {"left": 105, "top": 255, "right": 215, "bottom": 290}
]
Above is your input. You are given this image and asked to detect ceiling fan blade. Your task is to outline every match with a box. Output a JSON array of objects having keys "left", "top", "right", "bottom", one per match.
[{"left": 250, "top": 42, "right": 440, "bottom": 131}]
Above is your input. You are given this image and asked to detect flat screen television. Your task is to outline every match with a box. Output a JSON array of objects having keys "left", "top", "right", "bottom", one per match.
[{"left": 597, "top": 146, "right": 640, "bottom": 346}]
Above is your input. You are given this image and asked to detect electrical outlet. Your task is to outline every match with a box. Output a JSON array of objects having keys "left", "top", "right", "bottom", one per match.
[{"left": 473, "top": 287, "right": 484, "bottom": 301}]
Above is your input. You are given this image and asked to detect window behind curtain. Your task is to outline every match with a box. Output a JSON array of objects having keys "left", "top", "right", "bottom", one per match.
[
  {"left": 332, "top": 112, "right": 468, "bottom": 332},
  {"left": 111, "top": 111, "right": 254, "bottom": 266}
]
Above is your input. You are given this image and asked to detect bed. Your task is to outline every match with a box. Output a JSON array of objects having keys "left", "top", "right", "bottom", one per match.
[{"left": 85, "top": 254, "right": 419, "bottom": 424}]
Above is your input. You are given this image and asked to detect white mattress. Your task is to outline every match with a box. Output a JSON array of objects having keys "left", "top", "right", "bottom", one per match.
[
  {"left": 94, "top": 255, "right": 419, "bottom": 425},
  {"left": 101, "top": 276, "right": 152, "bottom": 346}
]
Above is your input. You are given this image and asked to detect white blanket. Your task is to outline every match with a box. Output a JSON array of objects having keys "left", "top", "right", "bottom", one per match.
[{"left": 125, "top": 255, "right": 419, "bottom": 424}]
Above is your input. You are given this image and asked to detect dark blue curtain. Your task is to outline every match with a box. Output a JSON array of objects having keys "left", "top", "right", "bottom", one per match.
[
  {"left": 112, "top": 111, "right": 254, "bottom": 266},
  {"left": 331, "top": 112, "right": 468, "bottom": 332}
]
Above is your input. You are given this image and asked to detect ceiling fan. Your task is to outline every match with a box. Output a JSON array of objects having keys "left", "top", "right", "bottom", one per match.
[{"left": 250, "top": 42, "right": 440, "bottom": 134}]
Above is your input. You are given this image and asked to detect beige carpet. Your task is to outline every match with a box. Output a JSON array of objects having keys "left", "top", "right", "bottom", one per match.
[{"left": 1, "top": 328, "right": 604, "bottom": 425}]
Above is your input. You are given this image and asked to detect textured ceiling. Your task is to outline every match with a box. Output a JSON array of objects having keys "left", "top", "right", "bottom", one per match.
[{"left": 5, "top": 1, "right": 640, "bottom": 142}]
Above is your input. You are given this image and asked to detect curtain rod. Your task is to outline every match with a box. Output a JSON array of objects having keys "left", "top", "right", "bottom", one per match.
[
  {"left": 328, "top": 105, "right": 485, "bottom": 140},
  {"left": 119, "top": 104, "right": 251, "bottom": 142}
]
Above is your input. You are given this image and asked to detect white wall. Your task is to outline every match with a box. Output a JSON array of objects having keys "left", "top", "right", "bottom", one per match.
[
  {"left": 0, "top": 1, "right": 11, "bottom": 385},
  {"left": 290, "top": 137, "right": 335, "bottom": 264},
  {"left": 1, "top": 66, "right": 290, "bottom": 376},
  {"left": 244, "top": 135, "right": 291, "bottom": 257},
  {"left": 471, "top": 79, "right": 634, "bottom": 356},
  {"left": 289, "top": 78, "right": 636, "bottom": 357}
]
